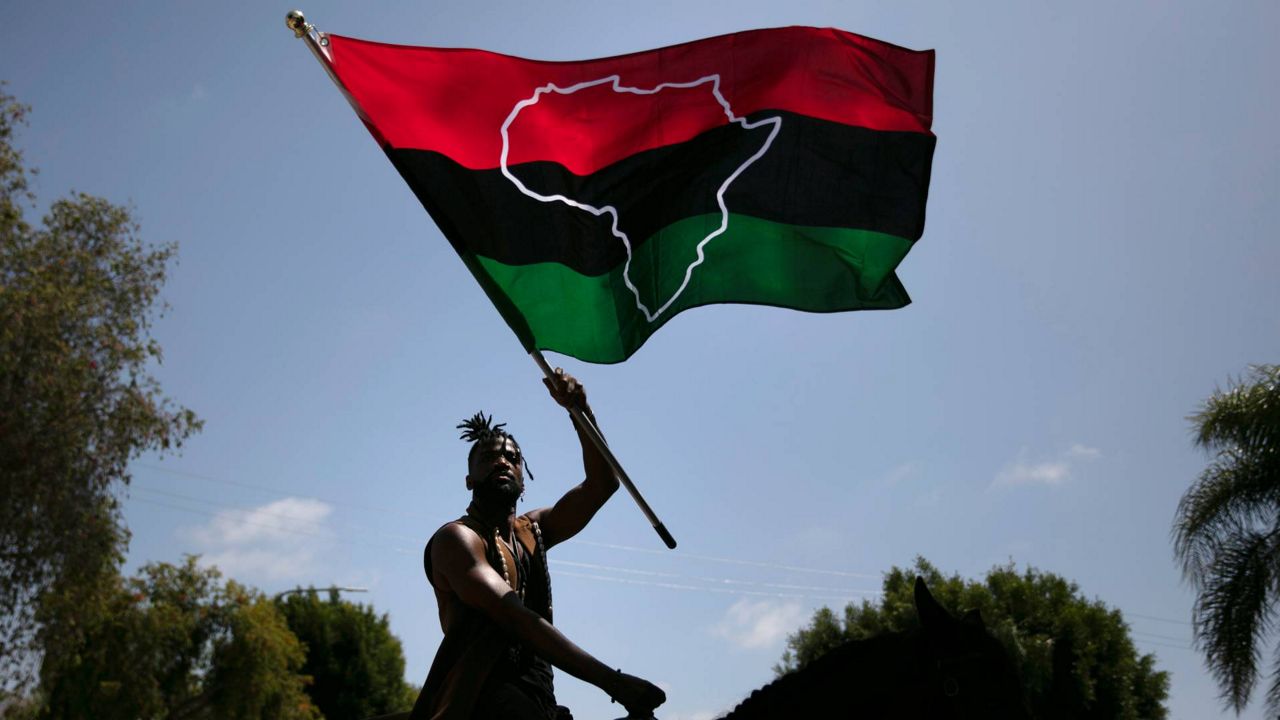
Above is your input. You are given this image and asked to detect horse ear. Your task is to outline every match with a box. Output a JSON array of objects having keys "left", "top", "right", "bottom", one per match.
[{"left": 914, "top": 577, "right": 953, "bottom": 633}]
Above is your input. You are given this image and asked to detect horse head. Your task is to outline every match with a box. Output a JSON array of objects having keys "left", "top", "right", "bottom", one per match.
[{"left": 911, "top": 577, "right": 1031, "bottom": 718}]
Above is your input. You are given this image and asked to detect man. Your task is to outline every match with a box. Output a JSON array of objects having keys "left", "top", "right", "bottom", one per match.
[{"left": 411, "top": 368, "right": 666, "bottom": 720}]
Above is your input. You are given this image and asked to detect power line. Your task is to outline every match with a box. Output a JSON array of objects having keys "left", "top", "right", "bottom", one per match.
[
  {"left": 128, "top": 494, "right": 870, "bottom": 600},
  {"left": 130, "top": 462, "right": 1198, "bottom": 625},
  {"left": 135, "top": 462, "right": 435, "bottom": 522},
  {"left": 1127, "top": 611, "right": 1192, "bottom": 626},
  {"left": 132, "top": 483, "right": 423, "bottom": 544},
  {"left": 129, "top": 496, "right": 419, "bottom": 556},
  {"left": 553, "top": 569, "right": 865, "bottom": 602},
  {"left": 1130, "top": 629, "right": 1193, "bottom": 644},
  {"left": 550, "top": 559, "right": 882, "bottom": 597},
  {"left": 1131, "top": 637, "right": 1193, "bottom": 652},
  {"left": 136, "top": 478, "right": 874, "bottom": 588},
  {"left": 137, "top": 462, "right": 884, "bottom": 579},
  {"left": 132, "top": 492, "right": 1207, "bottom": 633},
  {"left": 571, "top": 540, "right": 882, "bottom": 579}
]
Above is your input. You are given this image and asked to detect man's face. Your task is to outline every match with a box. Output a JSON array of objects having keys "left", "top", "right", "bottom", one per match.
[{"left": 467, "top": 436, "right": 524, "bottom": 506}]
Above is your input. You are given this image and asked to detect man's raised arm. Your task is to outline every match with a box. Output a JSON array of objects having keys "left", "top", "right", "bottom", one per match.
[{"left": 529, "top": 369, "right": 620, "bottom": 548}]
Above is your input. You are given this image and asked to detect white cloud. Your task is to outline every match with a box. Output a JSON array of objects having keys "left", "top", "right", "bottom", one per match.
[
  {"left": 996, "top": 460, "right": 1071, "bottom": 487},
  {"left": 1067, "top": 443, "right": 1101, "bottom": 459},
  {"left": 711, "top": 599, "right": 807, "bottom": 650},
  {"left": 882, "top": 462, "right": 919, "bottom": 484},
  {"left": 992, "top": 444, "right": 1102, "bottom": 489},
  {"left": 183, "top": 497, "right": 335, "bottom": 583},
  {"left": 190, "top": 497, "right": 332, "bottom": 545}
]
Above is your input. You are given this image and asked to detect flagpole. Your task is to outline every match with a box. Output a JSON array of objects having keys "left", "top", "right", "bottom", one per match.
[
  {"left": 286, "top": 11, "right": 334, "bottom": 75},
  {"left": 531, "top": 351, "right": 677, "bottom": 549},
  {"left": 285, "top": 12, "right": 677, "bottom": 550},
  {"left": 285, "top": 10, "right": 377, "bottom": 129}
]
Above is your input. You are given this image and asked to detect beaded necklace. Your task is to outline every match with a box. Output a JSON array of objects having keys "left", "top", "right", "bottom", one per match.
[
  {"left": 494, "top": 526, "right": 524, "bottom": 601},
  {"left": 465, "top": 509, "right": 551, "bottom": 617},
  {"left": 532, "top": 521, "right": 553, "bottom": 619}
]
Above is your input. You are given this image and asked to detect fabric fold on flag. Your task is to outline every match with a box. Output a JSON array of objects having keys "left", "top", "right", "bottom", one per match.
[{"left": 324, "top": 27, "right": 936, "bottom": 363}]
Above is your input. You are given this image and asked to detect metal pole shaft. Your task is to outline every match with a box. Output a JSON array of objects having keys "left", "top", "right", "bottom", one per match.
[{"left": 531, "top": 351, "right": 676, "bottom": 549}]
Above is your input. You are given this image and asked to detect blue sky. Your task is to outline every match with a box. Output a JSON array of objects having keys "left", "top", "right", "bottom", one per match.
[{"left": 4, "top": 1, "right": 1279, "bottom": 718}]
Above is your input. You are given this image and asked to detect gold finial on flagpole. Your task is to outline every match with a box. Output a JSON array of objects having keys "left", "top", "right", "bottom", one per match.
[
  {"left": 283, "top": 9, "right": 359, "bottom": 120},
  {"left": 284, "top": 9, "right": 332, "bottom": 64},
  {"left": 285, "top": 10, "right": 310, "bottom": 38}
]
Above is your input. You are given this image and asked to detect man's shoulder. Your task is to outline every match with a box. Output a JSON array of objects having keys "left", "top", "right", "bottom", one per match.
[
  {"left": 430, "top": 518, "right": 484, "bottom": 553},
  {"left": 429, "top": 522, "right": 494, "bottom": 583},
  {"left": 432, "top": 515, "right": 491, "bottom": 556}
]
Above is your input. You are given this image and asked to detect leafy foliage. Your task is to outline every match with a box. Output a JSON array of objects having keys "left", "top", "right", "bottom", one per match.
[
  {"left": 779, "top": 558, "right": 1169, "bottom": 720},
  {"left": 35, "top": 557, "right": 319, "bottom": 720},
  {"left": 1173, "top": 365, "right": 1280, "bottom": 713},
  {"left": 275, "top": 588, "right": 416, "bottom": 719},
  {"left": 0, "top": 86, "right": 200, "bottom": 690}
]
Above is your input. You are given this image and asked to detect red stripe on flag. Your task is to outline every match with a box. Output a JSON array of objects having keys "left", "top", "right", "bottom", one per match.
[{"left": 327, "top": 27, "right": 934, "bottom": 174}]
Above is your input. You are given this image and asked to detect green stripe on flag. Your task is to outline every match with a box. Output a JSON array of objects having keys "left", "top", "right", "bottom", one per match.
[{"left": 472, "top": 214, "right": 913, "bottom": 363}]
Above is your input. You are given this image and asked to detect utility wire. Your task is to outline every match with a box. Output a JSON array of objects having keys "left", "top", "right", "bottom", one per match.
[
  {"left": 1131, "top": 638, "right": 1193, "bottom": 652},
  {"left": 136, "top": 462, "right": 435, "bottom": 521},
  {"left": 132, "top": 483, "right": 423, "bottom": 544},
  {"left": 1127, "top": 612, "right": 1192, "bottom": 626},
  {"left": 129, "top": 496, "right": 418, "bottom": 556},
  {"left": 550, "top": 559, "right": 882, "bottom": 596},
  {"left": 129, "top": 495, "right": 872, "bottom": 601},
  {"left": 131, "top": 462, "right": 1197, "bottom": 626},
  {"left": 135, "top": 485, "right": 878, "bottom": 595},
  {"left": 1129, "top": 629, "right": 1193, "bottom": 644},
  {"left": 572, "top": 539, "right": 882, "bottom": 579},
  {"left": 553, "top": 569, "right": 864, "bottom": 602},
  {"left": 136, "top": 463, "right": 884, "bottom": 579}
]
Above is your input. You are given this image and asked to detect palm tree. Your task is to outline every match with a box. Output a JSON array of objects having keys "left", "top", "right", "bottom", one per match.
[{"left": 1174, "top": 364, "right": 1280, "bottom": 713}]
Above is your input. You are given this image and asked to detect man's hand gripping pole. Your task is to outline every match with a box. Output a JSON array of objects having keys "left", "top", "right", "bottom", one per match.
[{"left": 531, "top": 351, "right": 677, "bottom": 549}]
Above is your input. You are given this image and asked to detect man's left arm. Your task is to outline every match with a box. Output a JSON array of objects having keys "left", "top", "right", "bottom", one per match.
[{"left": 528, "top": 369, "right": 619, "bottom": 548}]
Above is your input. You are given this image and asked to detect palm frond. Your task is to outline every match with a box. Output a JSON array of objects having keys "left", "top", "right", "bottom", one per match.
[
  {"left": 1177, "top": 365, "right": 1280, "bottom": 714},
  {"left": 1174, "top": 451, "right": 1280, "bottom": 581},
  {"left": 1192, "top": 365, "right": 1280, "bottom": 455},
  {"left": 1191, "top": 526, "right": 1279, "bottom": 712}
]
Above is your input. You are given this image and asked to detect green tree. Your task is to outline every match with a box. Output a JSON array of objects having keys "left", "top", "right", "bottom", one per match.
[
  {"left": 0, "top": 86, "right": 200, "bottom": 690},
  {"left": 779, "top": 558, "right": 1169, "bottom": 720},
  {"left": 1173, "top": 364, "right": 1280, "bottom": 714},
  {"left": 37, "top": 557, "right": 319, "bottom": 720},
  {"left": 276, "top": 588, "right": 415, "bottom": 719}
]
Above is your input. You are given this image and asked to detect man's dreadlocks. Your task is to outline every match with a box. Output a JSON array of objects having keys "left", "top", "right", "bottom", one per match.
[{"left": 458, "top": 411, "right": 533, "bottom": 480}]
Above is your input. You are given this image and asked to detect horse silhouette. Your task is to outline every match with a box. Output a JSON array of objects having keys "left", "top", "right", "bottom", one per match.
[{"left": 713, "top": 577, "right": 1031, "bottom": 720}]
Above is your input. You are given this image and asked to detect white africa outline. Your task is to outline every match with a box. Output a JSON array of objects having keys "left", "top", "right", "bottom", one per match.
[{"left": 499, "top": 74, "right": 782, "bottom": 323}]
